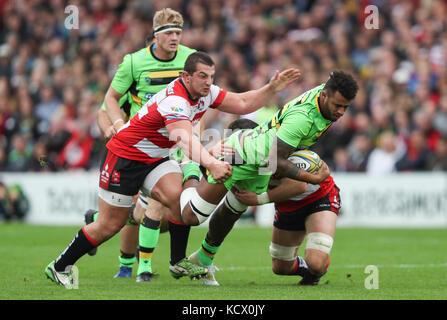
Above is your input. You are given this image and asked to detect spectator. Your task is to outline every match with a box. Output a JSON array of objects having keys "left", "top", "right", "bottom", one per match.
[
  {"left": 0, "top": 0, "right": 445, "bottom": 173},
  {"left": 395, "top": 129, "right": 431, "bottom": 171},
  {"left": 426, "top": 138, "right": 447, "bottom": 171},
  {"left": 6, "top": 134, "right": 32, "bottom": 172},
  {"left": 366, "top": 131, "right": 406, "bottom": 175},
  {"left": 7, "top": 184, "right": 29, "bottom": 221},
  {"left": 29, "top": 137, "right": 55, "bottom": 172},
  {"left": 34, "top": 84, "right": 61, "bottom": 134},
  {"left": 347, "top": 133, "right": 373, "bottom": 172}
]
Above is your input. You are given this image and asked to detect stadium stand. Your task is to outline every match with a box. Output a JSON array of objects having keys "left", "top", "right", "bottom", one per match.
[{"left": 0, "top": 0, "right": 446, "bottom": 174}]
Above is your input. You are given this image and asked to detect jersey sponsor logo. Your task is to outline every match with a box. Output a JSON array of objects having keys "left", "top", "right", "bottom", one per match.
[
  {"left": 170, "top": 106, "right": 184, "bottom": 112},
  {"left": 145, "top": 93, "right": 154, "bottom": 100}
]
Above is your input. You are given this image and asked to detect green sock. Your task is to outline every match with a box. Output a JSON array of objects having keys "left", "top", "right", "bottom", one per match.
[
  {"left": 119, "top": 251, "right": 136, "bottom": 268},
  {"left": 137, "top": 216, "right": 160, "bottom": 275},
  {"left": 173, "top": 147, "right": 184, "bottom": 162},
  {"left": 93, "top": 211, "right": 99, "bottom": 222},
  {"left": 182, "top": 162, "right": 201, "bottom": 183},
  {"left": 198, "top": 239, "right": 220, "bottom": 267}
]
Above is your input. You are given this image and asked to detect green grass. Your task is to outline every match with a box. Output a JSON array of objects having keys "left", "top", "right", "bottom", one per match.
[{"left": 0, "top": 223, "right": 446, "bottom": 300}]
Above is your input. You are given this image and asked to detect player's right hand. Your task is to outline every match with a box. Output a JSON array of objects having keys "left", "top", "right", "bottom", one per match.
[
  {"left": 209, "top": 160, "right": 232, "bottom": 184},
  {"left": 311, "top": 161, "right": 330, "bottom": 184}
]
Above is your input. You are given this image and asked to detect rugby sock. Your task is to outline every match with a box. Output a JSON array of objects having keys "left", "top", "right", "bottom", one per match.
[
  {"left": 119, "top": 251, "right": 136, "bottom": 269},
  {"left": 168, "top": 219, "right": 190, "bottom": 265},
  {"left": 290, "top": 256, "right": 308, "bottom": 276},
  {"left": 182, "top": 162, "right": 201, "bottom": 183},
  {"left": 54, "top": 227, "right": 98, "bottom": 272},
  {"left": 198, "top": 239, "right": 220, "bottom": 267},
  {"left": 125, "top": 204, "right": 138, "bottom": 225},
  {"left": 137, "top": 216, "right": 160, "bottom": 275}
]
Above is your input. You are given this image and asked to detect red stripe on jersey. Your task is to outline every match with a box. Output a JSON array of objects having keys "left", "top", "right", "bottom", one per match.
[
  {"left": 210, "top": 90, "right": 227, "bottom": 109},
  {"left": 275, "top": 176, "right": 335, "bottom": 212},
  {"left": 99, "top": 150, "right": 119, "bottom": 189}
]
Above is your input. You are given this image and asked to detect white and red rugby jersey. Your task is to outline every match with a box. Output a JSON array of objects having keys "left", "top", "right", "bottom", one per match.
[{"left": 106, "top": 78, "right": 227, "bottom": 164}]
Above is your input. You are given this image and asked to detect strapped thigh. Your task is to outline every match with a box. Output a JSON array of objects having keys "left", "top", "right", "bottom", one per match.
[{"left": 140, "top": 160, "right": 182, "bottom": 198}]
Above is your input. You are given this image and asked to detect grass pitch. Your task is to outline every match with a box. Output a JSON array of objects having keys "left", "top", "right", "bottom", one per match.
[{"left": 0, "top": 223, "right": 446, "bottom": 300}]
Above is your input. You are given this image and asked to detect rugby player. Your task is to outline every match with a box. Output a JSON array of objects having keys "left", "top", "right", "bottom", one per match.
[
  {"left": 184, "top": 71, "right": 358, "bottom": 285},
  {"left": 44, "top": 51, "right": 301, "bottom": 286},
  {"left": 82, "top": 8, "right": 197, "bottom": 282},
  {"left": 234, "top": 170, "right": 340, "bottom": 286}
]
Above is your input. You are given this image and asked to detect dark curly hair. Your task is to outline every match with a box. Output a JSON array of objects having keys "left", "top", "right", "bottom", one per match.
[{"left": 324, "top": 70, "right": 359, "bottom": 100}]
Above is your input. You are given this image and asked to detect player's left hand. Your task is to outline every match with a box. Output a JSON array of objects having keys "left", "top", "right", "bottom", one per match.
[
  {"left": 269, "top": 68, "right": 301, "bottom": 92},
  {"left": 233, "top": 188, "right": 259, "bottom": 206}
]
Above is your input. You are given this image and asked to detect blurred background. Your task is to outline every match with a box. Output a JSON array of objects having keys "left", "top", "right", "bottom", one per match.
[{"left": 0, "top": 0, "right": 446, "bottom": 225}]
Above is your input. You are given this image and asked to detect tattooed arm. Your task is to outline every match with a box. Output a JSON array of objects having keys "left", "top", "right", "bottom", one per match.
[{"left": 274, "top": 137, "right": 330, "bottom": 184}]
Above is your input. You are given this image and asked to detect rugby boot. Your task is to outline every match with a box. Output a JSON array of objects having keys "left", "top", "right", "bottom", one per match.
[
  {"left": 189, "top": 250, "right": 220, "bottom": 286},
  {"left": 169, "top": 258, "right": 208, "bottom": 280}
]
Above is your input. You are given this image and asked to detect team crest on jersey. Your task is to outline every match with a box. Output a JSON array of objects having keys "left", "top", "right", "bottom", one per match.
[{"left": 111, "top": 170, "right": 121, "bottom": 184}]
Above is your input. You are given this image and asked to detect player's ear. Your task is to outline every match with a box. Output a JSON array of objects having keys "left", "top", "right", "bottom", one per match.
[
  {"left": 320, "top": 89, "right": 328, "bottom": 104},
  {"left": 183, "top": 71, "right": 192, "bottom": 83}
]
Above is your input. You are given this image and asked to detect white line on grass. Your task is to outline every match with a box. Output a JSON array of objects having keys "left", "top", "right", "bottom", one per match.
[{"left": 220, "top": 262, "right": 447, "bottom": 271}]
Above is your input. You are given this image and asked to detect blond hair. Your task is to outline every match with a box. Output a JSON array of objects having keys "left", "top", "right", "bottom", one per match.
[{"left": 153, "top": 8, "right": 184, "bottom": 32}]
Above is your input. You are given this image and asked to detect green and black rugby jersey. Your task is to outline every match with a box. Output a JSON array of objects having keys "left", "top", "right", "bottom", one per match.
[{"left": 102, "top": 44, "right": 196, "bottom": 119}]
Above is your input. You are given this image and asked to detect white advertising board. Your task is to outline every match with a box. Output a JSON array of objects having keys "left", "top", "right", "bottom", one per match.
[
  {"left": 1, "top": 172, "right": 98, "bottom": 225},
  {"left": 1, "top": 172, "right": 446, "bottom": 227},
  {"left": 333, "top": 173, "right": 447, "bottom": 228}
]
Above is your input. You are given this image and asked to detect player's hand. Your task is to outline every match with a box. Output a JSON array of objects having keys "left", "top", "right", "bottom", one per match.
[
  {"left": 209, "top": 160, "right": 232, "bottom": 184},
  {"left": 208, "top": 139, "right": 234, "bottom": 158},
  {"left": 310, "top": 161, "right": 330, "bottom": 184},
  {"left": 233, "top": 189, "right": 259, "bottom": 206},
  {"left": 269, "top": 68, "right": 301, "bottom": 92},
  {"left": 104, "top": 125, "right": 116, "bottom": 139}
]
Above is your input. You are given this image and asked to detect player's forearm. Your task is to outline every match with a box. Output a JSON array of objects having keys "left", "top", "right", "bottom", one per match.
[
  {"left": 97, "top": 108, "right": 113, "bottom": 135},
  {"left": 267, "top": 179, "right": 307, "bottom": 202},
  {"left": 104, "top": 89, "right": 125, "bottom": 129},
  {"left": 234, "top": 84, "right": 275, "bottom": 115},
  {"left": 178, "top": 133, "right": 219, "bottom": 169},
  {"left": 276, "top": 158, "right": 319, "bottom": 184}
]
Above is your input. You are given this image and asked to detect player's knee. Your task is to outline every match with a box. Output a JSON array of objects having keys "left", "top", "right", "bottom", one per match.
[
  {"left": 181, "top": 188, "right": 217, "bottom": 226},
  {"left": 269, "top": 242, "right": 298, "bottom": 275},
  {"left": 224, "top": 192, "right": 248, "bottom": 215},
  {"left": 305, "top": 232, "right": 333, "bottom": 274},
  {"left": 305, "top": 253, "right": 329, "bottom": 275}
]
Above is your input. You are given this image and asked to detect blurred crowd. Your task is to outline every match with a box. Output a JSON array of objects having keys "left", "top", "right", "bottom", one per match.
[{"left": 0, "top": 0, "right": 447, "bottom": 175}]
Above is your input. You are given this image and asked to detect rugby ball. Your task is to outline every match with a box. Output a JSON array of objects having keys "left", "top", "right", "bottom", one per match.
[{"left": 288, "top": 150, "right": 322, "bottom": 174}]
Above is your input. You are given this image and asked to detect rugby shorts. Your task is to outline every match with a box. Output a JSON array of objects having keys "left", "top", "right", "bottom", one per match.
[
  {"left": 98, "top": 147, "right": 169, "bottom": 196},
  {"left": 273, "top": 184, "right": 341, "bottom": 231}
]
